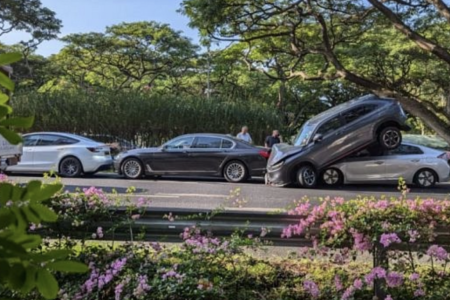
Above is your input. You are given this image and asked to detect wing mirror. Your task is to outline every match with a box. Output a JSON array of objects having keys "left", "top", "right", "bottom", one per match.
[
  {"left": 313, "top": 134, "right": 323, "bottom": 143},
  {"left": 161, "top": 145, "right": 169, "bottom": 151}
]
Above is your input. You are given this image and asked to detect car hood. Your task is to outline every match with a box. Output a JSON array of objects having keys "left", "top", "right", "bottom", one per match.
[{"left": 268, "top": 143, "right": 304, "bottom": 166}]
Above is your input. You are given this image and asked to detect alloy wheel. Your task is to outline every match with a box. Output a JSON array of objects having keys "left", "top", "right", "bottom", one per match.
[
  {"left": 60, "top": 157, "right": 81, "bottom": 177},
  {"left": 123, "top": 159, "right": 142, "bottom": 178},
  {"left": 301, "top": 168, "right": 316, "bottom": 186},
  {"left": 323, "top": 169, "right": 340, "bottom": 185},
  {"left": 382, "top": 130, "right": 400, "bottom": 148},
  {"left": 225, "top": 162, "right": 246, "bottom": 182},
  {"left": 417, "top": 170, "right": 435, "bottom": 187}
]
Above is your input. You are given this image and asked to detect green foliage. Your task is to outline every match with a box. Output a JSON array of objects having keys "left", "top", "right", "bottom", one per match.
[
  {"left": 0, "top": 180, "right": 88, "bottom": 299},
  {"left": 12, "top": 90, "right": 283, "bottom": 146}
]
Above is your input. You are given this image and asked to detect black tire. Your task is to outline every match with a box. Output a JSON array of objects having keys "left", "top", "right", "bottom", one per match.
[
  {"left": 378, "top": 126, "right": 402, "bottom": 150},
  {"left": 223, "top": 160, "right": 248, "bottom": 183},
  {"left": 414, "top": 169, "right": 437, "bottom": 188},
  {"left": 121, "top": 158, "right": 144, "bottom": 179},
  {"left": 321, "top": 168, "right": 343, "bottom": 187},
  {"left": 59, "top": 156, "right": 83, "bottom": 178},
  {"left": 297, "top": 165, "right": 318, "bottom": 188}
]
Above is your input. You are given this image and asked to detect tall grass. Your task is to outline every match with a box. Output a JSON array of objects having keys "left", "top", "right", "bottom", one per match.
[{"left": 12, "top": 90, "right": 283, "bottom": 146}]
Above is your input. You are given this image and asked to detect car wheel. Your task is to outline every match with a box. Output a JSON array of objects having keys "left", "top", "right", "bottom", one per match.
[
  {"left": 59, "top": 157, "right": 82, "bottom": 178},
  {"left": 321, "top": 168, "right": 343, "bottom": 186},
  {"left": 379, "top": 127, "right": 402, "bottom": 150},
  {"left": 297, "top": 165, "right": 317, "bottom": 188},
  {"left": 414, "top": 169, "right": 437, "bottom": 188},
  {"left": 121, "top": 158, "right": 144, "bottom": 179},
  {"left": 224, "top": 161, "right": 248, "bottom": 183}
]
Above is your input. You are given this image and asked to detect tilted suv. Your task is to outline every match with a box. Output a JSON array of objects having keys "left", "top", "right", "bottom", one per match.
[{"left": 266, "top": 94, "right": 411, "bottom": 188}]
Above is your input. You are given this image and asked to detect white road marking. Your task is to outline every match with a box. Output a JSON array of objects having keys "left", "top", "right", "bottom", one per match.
[{"left": 155, "top": 193, "right": 228, "bottom": 198}]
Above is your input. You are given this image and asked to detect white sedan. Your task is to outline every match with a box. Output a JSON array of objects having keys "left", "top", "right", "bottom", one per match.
[
  {"left": 6, "top": 132, "right": 113, "bottom": 177},
  {"left": 321, "top": 143, "right": 450, "bottom": 188}
]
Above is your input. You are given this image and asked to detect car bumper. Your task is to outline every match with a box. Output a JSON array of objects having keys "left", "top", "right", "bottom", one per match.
[
  {"left": 83, "top": 156, "right": 114, "bottom": 173},
  {"left": 266, "top": 167, "right": 292, "bottom": 186}
]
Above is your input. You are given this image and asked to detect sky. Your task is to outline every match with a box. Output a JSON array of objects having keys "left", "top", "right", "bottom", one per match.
[{"left": 2, "top": 0, "right": 201, "bottom": 57}]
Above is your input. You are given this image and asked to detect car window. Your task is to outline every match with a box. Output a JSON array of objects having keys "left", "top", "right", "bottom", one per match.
[
  {"left": 221, "top": 139, "right": 233, "bottom": 149},
  {"left": 36, "top": 135, "right": 78, "bottom": 146},
  {"left": 164, "top": 137, "right": 194, "bottom": 149},
  {"left": 342, "top": 105, "right": 377, "bottom": 124},
  {"left": 192, "top": 137, "right": 222, "bottom": 149},
  {"left": 23, "top": 135, "right": 39, "bottom": 147},
  {"left": 388, "top": 145, "right": 423, "bottom": 155},
  {"left": 316, "top": 117, "right": 342, "bottom": 136}
]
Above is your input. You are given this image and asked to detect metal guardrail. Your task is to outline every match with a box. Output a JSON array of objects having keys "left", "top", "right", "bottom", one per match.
[{"left": 49, "top": 207, "right": 450, "bottom": 248}]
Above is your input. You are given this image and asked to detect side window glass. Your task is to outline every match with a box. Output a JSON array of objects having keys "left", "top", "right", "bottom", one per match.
[
  {"left": 193, "top": 137, "right": 222, "bottom": 149},
  {"left": 317, "top": 117, "right": 342, "bottom": 136},
  {"left": 23, "top": 135, "right": 39, "bottom": 147},
  {"left": 342, "top": 105, "right": 377, "bottom": 124},
  {"left": 221, "top": 139, "right": 233, "bottom": 149},
  {"left": 56, "top": 137, "right": 78, "bottom": 145},
  {"left": 36, "top": 135, "right": 61, "bottom": 146},
  {"left": 388, "top": 145, "right": 423, "bottom": 155},
  {"left": 165, "top": 137, "right": 194, "bottom": 149}
]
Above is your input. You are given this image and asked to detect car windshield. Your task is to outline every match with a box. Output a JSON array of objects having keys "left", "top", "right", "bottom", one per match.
[{"left": 293, "top": 123, "right": 315, "bottom": 147}]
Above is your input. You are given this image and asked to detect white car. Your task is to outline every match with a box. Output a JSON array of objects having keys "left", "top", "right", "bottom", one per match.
[
  {"left": 6, "top": 132, "right": 113, "bottom": 177},
  {"left": 321, "top": 143, "right": 450, "bottom": 188}
]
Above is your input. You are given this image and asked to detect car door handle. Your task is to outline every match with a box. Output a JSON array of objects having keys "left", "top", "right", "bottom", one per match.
[
  {"left": 374, "top": 161, "right": 384, "bottom": 165},
  {"left": 410, "top": 159, "right": 420, "bottom": 163}
]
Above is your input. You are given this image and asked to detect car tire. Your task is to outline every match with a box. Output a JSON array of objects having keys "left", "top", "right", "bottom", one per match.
[
  {"left": 223, "top": 160, "right": 248, "bottom": 183},
  {"left": 121, "top": 158, "right": 144, "bottom": 179},
  {"left": 59, "top": 157, "right": 83, "bottom": 178},
  {"left": 297, "top": 165, "right": 317, "bottom": 188},
  {"left": 414, "top": 169, "right": 437, "bottom": 188},
  {"left": 321, "top": 168, "right": 343, "bottom": 187},
  {"left": 378, "top": 127, "right": 402, "bottom": 150}
]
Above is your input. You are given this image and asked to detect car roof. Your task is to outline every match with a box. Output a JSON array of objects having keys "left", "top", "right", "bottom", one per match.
[
  {"left": 23, "top": 132, "right": 100, "bottom": 143},
  {"left": 307, "top": 94, "right": 394, "bottom": 125}
]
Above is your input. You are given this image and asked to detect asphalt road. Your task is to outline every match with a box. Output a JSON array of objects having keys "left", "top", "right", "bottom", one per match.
[{"left": 9, "top": 173, "right": 450, "bottom": 211}]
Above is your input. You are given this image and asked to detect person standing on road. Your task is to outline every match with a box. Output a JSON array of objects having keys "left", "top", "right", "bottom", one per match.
[
  {"left": 265, "top": 130, "right": 282, "bottom": 148},
  {"left": 236, "top": 126, "right": 253, "bottom": 144}
]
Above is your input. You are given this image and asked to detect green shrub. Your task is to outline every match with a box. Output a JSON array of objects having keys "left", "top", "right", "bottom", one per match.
[{"left": 12, "top": 90, "right": 283, "bottom": 146}]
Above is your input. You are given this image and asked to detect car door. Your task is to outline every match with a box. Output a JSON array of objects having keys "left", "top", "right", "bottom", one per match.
[
  {"left": 342, "top": 151, "right": 387, "bottom": 182},
  {"left": 383, "top": 144, "right": 423, "bottom": 180},
  {"left": 32, "top": 134, "right": 67, "bottom": 172},
  {"left": 309, "top": 116, "right": 345, "bottom": 167},
  {"left": 188, "top": 137, "right": 229, "bottom": 173},
  {"left": 8, "top": 134, "right": 39, "bottom": 171},
  {"left": 148, "top": 136, "right": 194, "bottom": 173}
]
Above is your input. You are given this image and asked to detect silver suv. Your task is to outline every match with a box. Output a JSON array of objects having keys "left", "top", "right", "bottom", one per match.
[{"left": 266, "top": 94, "right": 411, "bottom": 188}]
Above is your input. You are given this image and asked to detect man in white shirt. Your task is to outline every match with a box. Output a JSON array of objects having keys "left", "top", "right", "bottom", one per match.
[{"left": 236, "top": 126, "right": 253, "bottom": 144}]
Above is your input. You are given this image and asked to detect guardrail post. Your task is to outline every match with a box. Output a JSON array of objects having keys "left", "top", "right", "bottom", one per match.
[{"left": 373, "top": 243, "right": 388, "bottom": 299}]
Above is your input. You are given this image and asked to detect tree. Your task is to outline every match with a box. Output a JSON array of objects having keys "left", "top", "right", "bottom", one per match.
[
  {"left": 0, "top": 0, "right": 61, "bottom": 50},
  {"left": 180, "top": 0, "right": 450, "bottom": 143},
  {"left": 54, "top": 22, "right": 199, "bottom": 91}
]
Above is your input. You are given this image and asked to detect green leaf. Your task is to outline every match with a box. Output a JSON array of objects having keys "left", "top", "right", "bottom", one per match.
[
  {"left": 0, "top": 260, "right": 10, "bottom": 282},
  {"left": 47, "top": 261, "right": 89, "bottom": 273},
  {"left": 7, "top": 263, "right": 25, "bottom": 290},
  {"left": 0, "top": 53, "right": 22, "bottom": 65},
  {"left": 16, "top": 234, "right": 42, "bottom": 249},
  {"left": 0, "top": 105, "right": 12, "bottom": 119},
  {"left": 21, "top": 206, "right": 41, "bottom": 224},
  {"left": 0, "top": 183, "right": 13, "bottom": 205},
  {"left": 0, "top": 116, "right": 34, "bottom": 128},
  {"left": 0, "top": 127, "right": 22, "bottom": 145},
  {"left": 0, "top": 93, "right": 8, "bottom": 105},
  {"left": 0, "top": 210, "right": 14, "bottom": 229},
  {"left": 21, "top": 266, "right": 37, "bottom": 294},
  {"left": 36, "top": 269, "right": 58, "bottom": 299},
  {"left": 29, "top": 183, "right": 62, "bottom": 202},
  {"left": 0, "top": 71, "right": 14, "bottom": 91},
  {"left": 0, "top": 237, "right": 27, "bottom": 255},
  {"left": 29, "top": 204, "right": 58, "bottom": 222},
  {"left": 31, "top": 249, "right": 70, "bottom": 263}
]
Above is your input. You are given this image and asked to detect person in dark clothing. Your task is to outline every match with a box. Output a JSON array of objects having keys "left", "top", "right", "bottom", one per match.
[{"left": 265, "top": 130, "right": 282, "bottom": 148}]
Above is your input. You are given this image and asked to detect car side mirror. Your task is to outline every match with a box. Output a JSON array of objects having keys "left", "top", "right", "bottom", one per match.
[
  {"left": 161, "top": 145, "right": 169, "bottom": 151},
  {"left": 313, "top": 134, "right": 323, "bottom": 143}
]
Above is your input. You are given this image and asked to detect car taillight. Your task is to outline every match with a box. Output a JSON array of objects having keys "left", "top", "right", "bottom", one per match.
[
  {"left": 259, "top": 150, "right": 270, "bottom": 159},
  {"left": 87, "top": 147, "right": 103, "bottom": 153},
  {"left": 438, "top": 153, "right": 447, "bottom": 160}
]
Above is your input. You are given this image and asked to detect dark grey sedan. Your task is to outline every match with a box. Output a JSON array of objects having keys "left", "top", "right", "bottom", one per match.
[{"left": 114, "top": 134, "right": 270, "bottom": 182}]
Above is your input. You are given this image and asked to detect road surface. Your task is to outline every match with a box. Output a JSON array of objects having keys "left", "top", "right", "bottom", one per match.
[{"left": 9, "top": 173, "right": 450, "bottom": 211}]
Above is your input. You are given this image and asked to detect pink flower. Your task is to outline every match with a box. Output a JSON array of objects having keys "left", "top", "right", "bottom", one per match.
[
  {"left": 303, "top": 280, "right": 320, "bottom": 298},
  {"left": 351, "top": 230, "right": 372, "bottom": 251},
  {"left": 380, "top": 233, "right": 401, "bottom": 248},
  {"left": 353, "top": 279, "right": 363, "bottom": 290},
  {"left": 334, "top": 275, "right": 343, "bottom": 291},
  {"left": 385, "top": 295, "right": 393, "bottom": 300},
  {"left": 414, "top": 289, "right": 425, "bottom": 297},
  {"left": 409, "top": 273, "right": 420, "bottom": 281},
  {"left": 408, "top": 230, "right": 420, "bottom": 243},
  {"left": 131, "top": 214, "right": 140, "bottom": 220},
  {"left": 386, "top": 272, "right": 403, "bottom": 287},
  {"left": 341, "top": 287, "right": 354, "bottom": 300},
  {"left": 97, "top": 227, "right": 104, "bottom": 239},
  {"left": 427, "top": 245, "right": 448, "bottom": 261}
]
